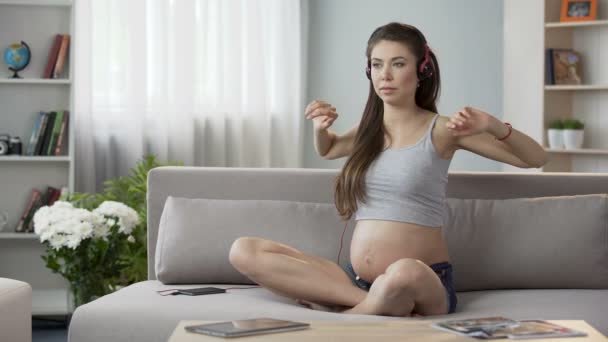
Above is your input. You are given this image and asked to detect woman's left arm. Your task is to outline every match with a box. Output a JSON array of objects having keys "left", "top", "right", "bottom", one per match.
[{"left": 447, "top": 107, "right": 549, "bottom": 168}]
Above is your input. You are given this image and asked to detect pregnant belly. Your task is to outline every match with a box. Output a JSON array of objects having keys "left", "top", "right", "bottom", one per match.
[{"left": 349, "top": 220, "right": 450, "bottom": 282}]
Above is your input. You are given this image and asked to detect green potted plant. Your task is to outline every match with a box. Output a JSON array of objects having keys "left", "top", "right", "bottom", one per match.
[
  {"left": 562, "top": 119, "right": 584, "bottom": 149},
  {"left": 547, "top": 119, "right": 564, "bottom": 149}
]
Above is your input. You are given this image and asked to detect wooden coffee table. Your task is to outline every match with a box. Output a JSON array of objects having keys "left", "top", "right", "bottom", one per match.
[{"left": 168, "top": 320, "right": 606, "bottom": 341}]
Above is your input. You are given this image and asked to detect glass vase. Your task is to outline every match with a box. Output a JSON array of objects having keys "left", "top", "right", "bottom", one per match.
[{"left": 68, "top": 280, "right": 108, "bottom": 311}]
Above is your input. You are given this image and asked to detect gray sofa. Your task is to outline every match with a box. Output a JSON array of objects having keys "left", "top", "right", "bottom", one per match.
[
  {"left": 68, "top": 167, "right": 608, "bottom": 342},
  {"left": 0, "top": 277, "right": 31, "bottom": 342}
]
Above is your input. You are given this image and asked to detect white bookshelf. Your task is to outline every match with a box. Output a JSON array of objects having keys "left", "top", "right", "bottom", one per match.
[
  {"left": 0, "top": 0, "right": 74, "bottom": 315},
  {"left": 0, "top": 156, "right": 70, "bottom": 162},
  {"left": 546, "top": 148, "right": 608, "bottom": 155},
  {"left": 545, "top": 85, "right": 608, "bottom": 91},
  {"left": 0, "top": 78, "right": 71, "bottom": 85},
  {"left": 504, "top": 0, "right": 608, "bottom": 172},
  {"left": 545, "top": 19, "right": 608, "bottom": 28},
  {"left": 0, "top": 0, "right": 70, "bottom": 6},
  {"left": 0, "top": 233, "right": 39, "bottom": 239}
]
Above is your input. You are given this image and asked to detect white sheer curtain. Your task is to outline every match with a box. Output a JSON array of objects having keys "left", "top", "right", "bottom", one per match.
[{"left": 73, "top": 0, "right": 306, "bottom": 193}]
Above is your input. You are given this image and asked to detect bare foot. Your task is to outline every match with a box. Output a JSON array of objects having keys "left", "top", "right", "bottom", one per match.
[{"left": 341, "top": 274, "right": 415, "bottom": 317}]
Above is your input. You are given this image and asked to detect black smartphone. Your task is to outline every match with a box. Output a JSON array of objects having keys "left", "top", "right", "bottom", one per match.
[{"left": 176, "top": 287, "right": 226, "bottom": 296}]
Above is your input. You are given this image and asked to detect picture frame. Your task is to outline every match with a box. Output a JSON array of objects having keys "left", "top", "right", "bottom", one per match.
[
  {"left": 560, "top": 0, "right": 597, "bottom": 22},
  {"left": 552, "top": 49, "right": 582, "bottom": 85}
]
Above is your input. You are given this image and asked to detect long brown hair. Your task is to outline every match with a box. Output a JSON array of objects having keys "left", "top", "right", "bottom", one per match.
[{"left": 334, "top": 22, "right": 441, "bottom": 221}]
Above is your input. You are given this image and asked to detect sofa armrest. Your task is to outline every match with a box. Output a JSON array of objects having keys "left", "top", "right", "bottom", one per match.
[{"left": 0, "top": 278, "right": 32, "bottom": 342}]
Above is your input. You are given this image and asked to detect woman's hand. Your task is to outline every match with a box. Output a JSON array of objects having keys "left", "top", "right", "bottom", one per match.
[
  {"left": 446, "top": 106, "right": 496, "bottom": 137},
  {"left": 305, "top": 100, "right": 339, "bottom": 131}
]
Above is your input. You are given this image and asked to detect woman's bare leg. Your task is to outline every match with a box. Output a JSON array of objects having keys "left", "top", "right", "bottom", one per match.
[{"left": 229, "top": 237, "right": 367, "bottom": 307}]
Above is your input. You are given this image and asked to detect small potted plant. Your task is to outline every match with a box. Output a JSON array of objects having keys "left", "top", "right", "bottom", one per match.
[
  {"left": 547, "top": 119, "right": 564, "bottom": 149},
  {"left": 562, "top": 119, "right": 584, "bottom": 149}
]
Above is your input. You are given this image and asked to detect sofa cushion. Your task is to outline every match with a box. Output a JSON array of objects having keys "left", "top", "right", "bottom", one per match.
[
  {"left": 445, "top": 194, "right": 608, "bottom": 291},
  {"left": 155, "top": 197, "right": 353, "bottom": 284}
]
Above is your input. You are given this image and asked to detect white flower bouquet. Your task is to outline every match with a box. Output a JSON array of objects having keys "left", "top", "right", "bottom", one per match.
[{"left": 33, "top": 200, "right": 141, "bottom": 307}]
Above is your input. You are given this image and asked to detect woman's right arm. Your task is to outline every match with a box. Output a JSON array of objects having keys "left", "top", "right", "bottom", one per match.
[{"left": 305, "top": 100, "right": 358, "bottom": 160}]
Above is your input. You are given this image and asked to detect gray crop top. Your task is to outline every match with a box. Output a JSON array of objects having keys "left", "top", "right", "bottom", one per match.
[{"left": 355, "top": 114, "right": 452, "bottom": 228}]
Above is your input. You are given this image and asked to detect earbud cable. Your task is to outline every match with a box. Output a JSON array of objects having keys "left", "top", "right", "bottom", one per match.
[{"left": 337, "top": 221, "right": 349, "bottom": 265}]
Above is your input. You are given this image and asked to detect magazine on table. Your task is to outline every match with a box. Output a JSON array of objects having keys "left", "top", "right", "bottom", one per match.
[{"left": 432, "top": 316, "right": 587, "bottom": 339}]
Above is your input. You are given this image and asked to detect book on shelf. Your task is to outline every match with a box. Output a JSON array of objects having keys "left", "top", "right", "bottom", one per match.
[
  {"left": 46, "top": 111, "right": 64, "bottom": 156},
  {"left": 39, "top": 111, "right": 56, "bottom": 156},
  {"left": 54, "top": 111, "right": 69, "bottom": 155},
  {"left": 53, "top": 34, "right": 70, "bottom": 79},
  {"left": 26, "top": 111, "right": 69, "bottom": 156},
  {"left": 23, "top": 187, "right": 49, "bottom": 233},
  {"left": 545, "top": 48, "right": 582, "bottom": 85},
  {"left": 14, "top": 189, "right": 41, "bottom": 233},
  {"left": 545, "top": 48, "right": 555, "bottom": 85},
  {"left": 42, "top": 34, "right": 62, "bottom": 79},
  {"left": 432, "top": 316, "right": 587, "bottom": 339},
  {"left": 42, "top": 33, "right": 70, "bottom": 79},
  {"left": 14, "top": 186, "right": 62, "bottom": 233},
  {"left": 32, "top": 112, "right": 49, "bottom": 156},
  {"left": 25, "top": 112, "right": 45, "bottom": 156}
]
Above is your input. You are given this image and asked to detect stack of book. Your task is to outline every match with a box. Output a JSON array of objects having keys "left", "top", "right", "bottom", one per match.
[
  {"left": 15, "top": 186, "right": 67, "bottom": 233},
  {"left": 25, "top": 111, "right": 69, "bottom": 156},
  {"left": 43, "top": 33, "right": 70, "bottom": 79}
]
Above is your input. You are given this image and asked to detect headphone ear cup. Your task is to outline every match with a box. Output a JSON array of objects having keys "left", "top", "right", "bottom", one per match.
[
  {"left": 417, "top": 44, "right": 433, "bottom": 81},
  {"left": 418, "top": 62, "right": 433, "bottom": 81}
]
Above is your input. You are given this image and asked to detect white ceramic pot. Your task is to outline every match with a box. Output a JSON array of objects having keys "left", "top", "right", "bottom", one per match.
[
  {"left": 563, "top": 129, "right": 584, "bottom": 149},
  {"left": 547, "top": 129, "right": 564, "bottom": 149}
]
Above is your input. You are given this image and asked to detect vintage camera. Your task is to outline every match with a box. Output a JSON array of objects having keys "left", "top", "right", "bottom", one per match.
[
  {"left": 0, "top": 134, "right": 22, "bottom": 155},
  {"left": 9, "top": 136, "right": 22, "bottom": 155},
  {"left": 0, "top": 135, "right": 9, "bottom": 155}
]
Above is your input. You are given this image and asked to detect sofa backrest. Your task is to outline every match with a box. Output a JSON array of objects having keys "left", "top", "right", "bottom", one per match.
[{"left": 147, "top": 167, "right": 608, "bottom": 290}]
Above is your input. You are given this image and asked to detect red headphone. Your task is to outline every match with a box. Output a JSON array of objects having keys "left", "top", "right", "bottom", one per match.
[{"left": 365, "top": 26, "right": 434, "bottom": 81}]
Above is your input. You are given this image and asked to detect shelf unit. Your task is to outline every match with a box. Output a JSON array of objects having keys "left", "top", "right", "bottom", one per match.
[
  {"left": 0, "top": 156, "right": 70, "bottom": 162},
  {"left": 504, "top": 0, "right": 608, "bottom": 172},
  {"left": 546, "top": 148, "right": 608, "bottom": 155},
  {"left": 0, "top": 78, "right": 71, "bottom": 85},
  {"left": 545, "top": 19, "right": 608, "bottom": 28},
  {"left": 545, "top": 84, "right": 608, "bottom": 90},
  {"left": 0, "top": 233, "right": 39, "bottom": 239},
  {"left": 0, "top": 0, "right": 74, "bottom": 315}
]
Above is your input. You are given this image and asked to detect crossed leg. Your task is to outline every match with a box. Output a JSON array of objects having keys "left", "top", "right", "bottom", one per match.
[
  {"left": 229, "top": 237, "right": 448, "bottom": 316},
  {"left": 229, "top": 237, "right": 366, "bottom": 308},
  {"left": 343, "top": 258, "right": 448, "bottom": 316}
]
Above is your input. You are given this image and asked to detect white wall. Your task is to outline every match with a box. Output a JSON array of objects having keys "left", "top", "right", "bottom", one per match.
[{"left": 303, "top": 0, "right": 504, "bottom": 171}]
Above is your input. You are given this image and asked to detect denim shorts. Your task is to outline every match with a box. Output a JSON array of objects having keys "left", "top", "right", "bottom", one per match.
[{"left": 344, "top": 261, "right": 458, "bottom": 314}]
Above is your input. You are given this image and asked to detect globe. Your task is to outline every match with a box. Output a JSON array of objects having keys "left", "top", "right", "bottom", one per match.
[{"left": 3, "top": 41, "right": 31, "bottom": 78}]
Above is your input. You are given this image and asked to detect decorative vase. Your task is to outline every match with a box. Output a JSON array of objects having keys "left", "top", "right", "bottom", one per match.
[
  {"left": 563, "top": 129, "right": 584, "bottom": 149},
  {"left": 547, "top": 129, "right": 564, "bottom": 149},
  {"left": 68, "top": 285, "right": 97, "bottom": 312},
  {"left": 67, "top": 279, "right": 109, "bottom": 312}
]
